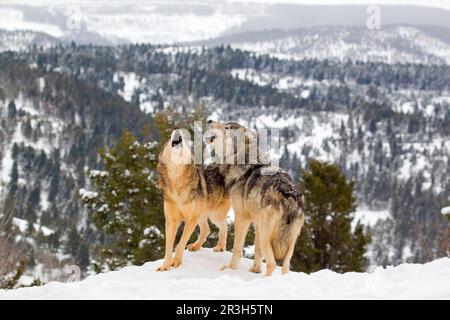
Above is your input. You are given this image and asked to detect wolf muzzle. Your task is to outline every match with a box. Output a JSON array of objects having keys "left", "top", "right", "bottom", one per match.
[
  {"left": 203, "top": 132, "right": 216, "bottom": 144},
  {"left": 171, "top": 129, "right": 183, "bottom": 147}
]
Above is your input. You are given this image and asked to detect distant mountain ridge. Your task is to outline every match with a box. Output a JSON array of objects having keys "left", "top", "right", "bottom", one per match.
[
  {"left": 1, "top": 2, "right": 450, "bottom": 45},
  {"left": 197, "top": 25, "right": 450, "bottom": 64},
  {"left": 3, "top": 24, "right": 450, "bottom": 65},
  {"left": 231, "top": 4, "right": 450, "bottom": 32}
]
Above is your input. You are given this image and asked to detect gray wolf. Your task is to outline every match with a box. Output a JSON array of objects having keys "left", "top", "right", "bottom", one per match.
[
  {"left": 156, "top": 128, "right": 230, "bottom": 271},
  {"left": 205, "top": 121, "right": 304, "bottom": 276}
]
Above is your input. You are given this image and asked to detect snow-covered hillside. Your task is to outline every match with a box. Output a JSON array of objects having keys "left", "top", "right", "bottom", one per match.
[
  {"left": 0, "top": 1, "right": 253, "bottom": 45},
  {"left": 1, "top": 249, "right": 449, "bottom": 299},
  {"left": 2, "top": 2, "right": 450, "bottom": 50},
  {"left": 215, "top": 26, "right": 450, "bottom": 64},
  {"left": 0, "top": 30, "right": 59, "bottom": 53}
]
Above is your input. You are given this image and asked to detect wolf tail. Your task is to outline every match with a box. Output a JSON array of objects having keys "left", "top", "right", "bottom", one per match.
[{"left": 272, "top": 197, "right": 304, "bottom": 263}]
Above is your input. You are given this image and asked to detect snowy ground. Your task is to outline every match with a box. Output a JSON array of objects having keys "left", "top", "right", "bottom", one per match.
[
  {"left": 1, "top": 249, "right": 449, "bottom": 300},
  {"left": 352, "top": 207, "right": 391, "bottom": 228}
]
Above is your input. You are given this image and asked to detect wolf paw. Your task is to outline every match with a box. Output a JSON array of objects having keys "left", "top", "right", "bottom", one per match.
[
  {"left": 187, "top": 242, "right": 202, "bottom": 251},
  {"left": 156, "top": 264, "right": 170, "bottom": 272},
  {"left": 264, "top": 267, "right": 275, "bottom": 277},
  {"left": 249, "top": 266, "right": 262, "bottom": 274},
  {"left": 213, "top": 245, "right": 225, "bottom": 252},
  {"left": 170, "top": 258, "right": 182, "bottom": 268},
  {"left": 220, "top": 264, "right": 236, "bottom": 271}
]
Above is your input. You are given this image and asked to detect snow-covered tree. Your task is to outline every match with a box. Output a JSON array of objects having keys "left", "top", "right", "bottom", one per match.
[{"left": 80, "top": 128, "right": 165, "bottom": 271}]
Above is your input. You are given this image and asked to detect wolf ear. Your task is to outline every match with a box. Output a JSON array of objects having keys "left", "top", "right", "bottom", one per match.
[{"left": 224, "top": 122, "right": 241, "bottom": 130}]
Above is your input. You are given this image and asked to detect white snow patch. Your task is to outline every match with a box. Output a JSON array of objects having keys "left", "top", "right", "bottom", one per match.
[
  {"left": 353, "top": 207, "right": 391, "bottom": 228},
  {"left": 143, "top": 226, "right": 161, "bottom": 237},
  {"left": 7, "top": 216, "right": 54, "bottom": 237},
  {"left": 115, "top": 72, "right": 139, "bottom": 102},
  {"left": 394, "top": 102, "right": 415, "bottom": 114},
  {"left": 0, "top": 250, "right": 449, "bottom": 299},
  {"left": 300, "top": 89, "right": 310, "bottom": 99},
  {"left": 442, "top": 207, "right": 450, "bottom": 216},
  {"left": 89, "top": 170, "right": 108, "bottom": 178},
  {"left": 79, "top": 188, "right": 98, "bottom": 201}
]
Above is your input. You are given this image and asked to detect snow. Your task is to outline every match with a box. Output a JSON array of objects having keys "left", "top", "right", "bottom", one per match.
[
  {"left": 231, "top": 26, "right": 450, "bottom": 64},
  {"left": 231, "top": 68, "right": 318, "bottom": 93},
  {"left": 394, "top": 102, "right": 415, "bottom": 115},
  {"left": 0, "top": 1, "right": 249, "bottom": 45},
  {"left": 78, "top": 188, "right": 98, "bottom": 200},
  {"left": 89, "top": 170, "right": 108, "bottom": 178},
  {"left": 127, "top": 188, "right": 139, "bottom": 194},
  {"left": 37, "top": 77, "right": 45, "bottom": 93},
  {"left": 231, "top": 69, "right": 271, "bottom": 87},
  {"left": 0, "top": 95, "right": 62, "bottom": 195},
  {"left": 139, "top": 101, "right": 154, "bottom": 114},
  {"left": 1, "top": 216, "right": 55, "bottom": 237},
  {"left": 115, "top": 72, "right": 139, "bottom": 102},
  {"left": 84, "top": 11, "right": 246, "bottom": 45},
  {"left": 300, "top": 89, "right": 310, "bottom": 99},
  {"left": 143, "top": 226, "right": 161, "bottom": 237},
  {"left": 0, "top": 250, "right": 449, "bottom": 300},
  {"left": 442, "top": 207, "right": 450, "bottom": 216},
  {"left": 353, "top": 207, "right": 391, "bottom": 228}
]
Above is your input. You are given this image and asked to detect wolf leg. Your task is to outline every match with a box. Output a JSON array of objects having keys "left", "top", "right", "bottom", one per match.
[
  {"left": 213, "top": 219, "right": 228, "bottom": 252},
  {"left": 262, "top": 238, "right": 277, "bottom": 277},
  {"left": 260, "top": 214, "right": 277, "bottom": 277},
  {"left": 187, "top": 218, "right": 210, "bottom": 251},
  {"left": 171, "top": 218, "right": 198, "bottom": 268},
  {"left": 282, "top": 215, "right": 304, "bottom": 274},
  {"left": 249, "top": 223, "right": 262, "bottom": 273},
  {"left": 221, "top": 214, "right": 250, "bottom": 271},
  {"left": 281, "top": 236, "right": 297, "bottom": 275},
  {"left": 211, "top": 203, "right": 229, "bottom": 252},
  {"left": 157, "top": 203, "right": 180, "bottom": 271}
]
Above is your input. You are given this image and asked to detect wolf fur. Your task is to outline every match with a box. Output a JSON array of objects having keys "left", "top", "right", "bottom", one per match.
[
  {"left": 156, "top": 128, "right": 230, "bottom": 271},
  {"left": 205, "top": 121, "right": 304, "bottom": 276}
]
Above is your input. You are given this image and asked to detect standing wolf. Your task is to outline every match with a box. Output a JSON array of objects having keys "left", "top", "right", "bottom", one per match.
[
  {"left": 156, "top": 128, "right": 230, "bottom": 271},
  {"left": 205, "top": 121, "right": 304, "bottom": 276}
]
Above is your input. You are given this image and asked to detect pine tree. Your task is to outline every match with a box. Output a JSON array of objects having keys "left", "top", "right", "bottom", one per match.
[
  {"left": 8, "top": 161, "right": 19, "bottom": 198},
  {"left": 291, "top": 160, "right": 371, "bottom": 273},
  {"left": 79, "top": 128, "right": 164, "bottom": 270},
  {"left": 7, "top": 100, "right": 16, "bottom": 119}
]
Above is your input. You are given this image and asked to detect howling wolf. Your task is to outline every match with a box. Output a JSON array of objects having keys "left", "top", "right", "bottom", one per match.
[
  {"left": 156, "top": 128, "right": 230, "bottom": 271},
  {"left": 205, "top": 121, "right": 304, "bottom": 276}
]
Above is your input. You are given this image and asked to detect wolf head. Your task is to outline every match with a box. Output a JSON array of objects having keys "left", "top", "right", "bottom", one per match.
[
  {"left": 205, "top": 120, "right": 263, "bottom": 165},
  {"left": 205, "top": 121, "right": 249, "bottom": 140},
  {"left": 161, "top": 127, "right": 193, "bottom": 165}
]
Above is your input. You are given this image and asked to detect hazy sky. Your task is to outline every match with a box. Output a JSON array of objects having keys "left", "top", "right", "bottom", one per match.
[
  {"left": 2, "top": 0, "right": 450, "bottom": 11},
  {"left": 225, "top": 0, "right": 450, "bottom": 10}
]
